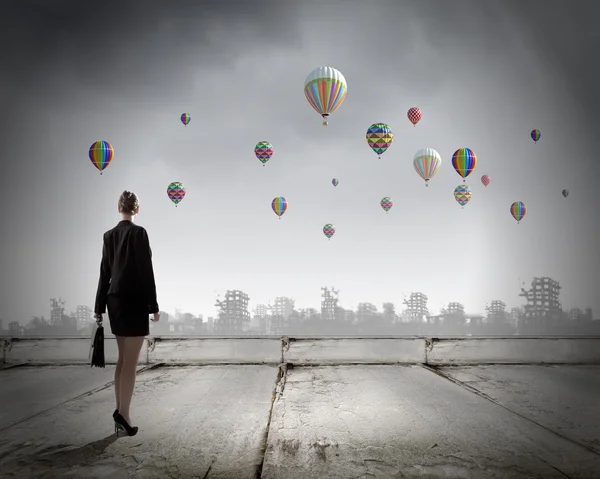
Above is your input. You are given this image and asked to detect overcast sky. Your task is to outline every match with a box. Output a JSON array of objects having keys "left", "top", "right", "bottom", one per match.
[{"left": 1, "top": 0, "right": 598, "bottom": 322}]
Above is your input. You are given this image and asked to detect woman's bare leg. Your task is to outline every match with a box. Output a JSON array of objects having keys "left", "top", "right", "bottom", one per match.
[
  {"left": 118, "top": 336, "right": 145, "bottom": 424},
  {"left": 115, "top": 336, "right": 125, "bottom": 411}
]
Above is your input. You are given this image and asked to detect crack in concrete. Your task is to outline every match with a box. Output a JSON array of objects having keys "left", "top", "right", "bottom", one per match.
[{"left": 420, "top": 364, "right": 600, "bottom": 458}]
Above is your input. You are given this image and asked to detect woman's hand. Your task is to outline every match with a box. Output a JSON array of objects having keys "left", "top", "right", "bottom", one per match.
[
  {"left": 94, "top": 313, "right": 102, "bottom": 324},
  {"left": 151, "top": 312, "right": 160, "bottom": 322}
]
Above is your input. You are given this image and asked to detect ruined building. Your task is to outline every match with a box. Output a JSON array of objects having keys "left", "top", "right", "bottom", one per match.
[
  {"left": 320, "top": 287, "right": 338, "bottom": 321},
  {"left": 403, "top": 292, "right": 428, "bottom": 323},
  {"left": 215, "top": 290, "right": 250, "bottom": 333},
  {"left": 269, "top": 297, "right": 295, "bottom": 334},
  {"left": 252, "top": 304, "right": 269, "bottom": 334},
  {"left": 519, "top": 277, "right": 562, "bottom": 331}
]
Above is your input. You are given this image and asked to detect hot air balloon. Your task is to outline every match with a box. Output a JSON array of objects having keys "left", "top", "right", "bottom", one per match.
[
  {"left": 562, "top": 189, "right": 569, "bottom": 197},
  {"left": 181, "top": 113, "right": 190, "bottom": 126},
  {"left": 510, "top": 201, "right": 526, "bottom": 223},
  {"left": 407, "top": 107, "right": 422, "bottom": 126},
  {"left": 323, "top": 223, "right": 335, "bottom": 239},
  {"left": 366, "top": 123, "right": 393, "bottom": 158},
  {"left": 413, "top": 148, "right": 442, "bottom": 186},
  {"left": 304, "top": 66, "right": 347, "bottom": 126},
  {"left": 454, "top": 185, "right": 472, "bottom": 208},
  {"left": 255, "top": 141, "right": 273, "bottom": 166},
  {"left": 380, "top": 197, "right": 393, "bottom": 213},
  {"left": 89, "top": 141, "right": 114, "bottom": 175},
  {"left": 531, "top": 129, "right": 541, "bottom": 143},
  {"left": 332, "top": 178, "right": 339, "bottom": 187},
  {"left": 272, "top": 197, "right": 287, "bottom": 218},
  {"left": 452, "top": 148, "right": 477, "bottom": 182},
  {"left": 481, "top": 174, "right": 491, "bottom": 187},
  {"left": 167, "top": 182, "right": 186, "bottom": 206}
]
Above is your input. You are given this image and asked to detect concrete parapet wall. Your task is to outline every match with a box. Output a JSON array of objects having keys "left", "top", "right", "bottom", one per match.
[
  {"left": 426, "top": 337, "right": 600, "bottom": 364},
  {"left": 1, "top": 336, "right": 599, "bottom": 365},
  {"left": 283, "top": 338, "right": 425, "bottom": 364}
]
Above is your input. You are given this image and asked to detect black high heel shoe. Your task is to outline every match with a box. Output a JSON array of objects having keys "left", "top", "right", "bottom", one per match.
[
  {"left": 113, "top": 409, "right": 123, "bottom": 433},
  {"left": 114, "top": 413, "right": 138, "bottom": 436}
]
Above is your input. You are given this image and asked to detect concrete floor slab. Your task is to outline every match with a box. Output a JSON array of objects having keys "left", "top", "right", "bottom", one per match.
[
  {"left": 261, "top": 365, "right": 600, "bottom": 478},
  {"left": 437, "top": 365, "right": 600, "bottom": 454},
  {"left": 0, "top": 365, "right": 279, "bottom": 478}
]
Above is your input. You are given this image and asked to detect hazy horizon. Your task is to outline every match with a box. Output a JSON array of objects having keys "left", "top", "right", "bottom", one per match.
[{"left": 1, "top": 0, "right": 598, "bottom": 323}]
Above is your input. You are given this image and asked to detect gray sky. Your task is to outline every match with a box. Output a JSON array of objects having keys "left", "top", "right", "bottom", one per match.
[{"left": 1, "top": 0, "right": 599, "bottom": 322}]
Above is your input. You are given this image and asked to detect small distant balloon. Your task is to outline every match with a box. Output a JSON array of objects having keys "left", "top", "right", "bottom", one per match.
[
  {"left": 452, "top": 148, "right": 477, "bottom": 182},
  {"left": 272, "top": 197, "right": 287, "bottom": 218},
  {"left": 531, "top": 129, "right": 541, "bottom": 143},
  {"left": 167, "top": 182, "right": 186, "bottom": 206},
  {"left": 181, "top": 113, "right": 191, "bottom": 126},
  {"left": 510, "top": 201, "right": 526, "bottom": 223},
  {"left": 413, "top": 148, "right": 442, "bottom": 186},
  {"left": 366, "top": 123, "right": 393, "bottom": 158},
  {"left": 332, "top": 178, "right": 339, "bottom": 187},
  {"left": 380, "top": 197, "right": 393, "bottom": 213},
  {"left": 323, "top": 223, "right": 335, "bottom": 239},
  {"left": 89, "top": 141, "right": 114, "bottom": 175},
  {"left": 255, "top": 141, "right": 273, "bottom": 166},
  {"left": 562, "top": 189, "right": 569, "bottom": 197},
  {"left": 481, "top": 174, "right": 491, "bottom": 187},
  {"left": 407, "top": 107, "right": 422, "bottom": 126},
  {"left": 454, "top": 185, "right": 472, "bottom": 208}
]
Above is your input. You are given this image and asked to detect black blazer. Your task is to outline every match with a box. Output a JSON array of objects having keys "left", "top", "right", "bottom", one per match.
[{"left": 94, "top": 220, "right": 159, "bottom": 315}]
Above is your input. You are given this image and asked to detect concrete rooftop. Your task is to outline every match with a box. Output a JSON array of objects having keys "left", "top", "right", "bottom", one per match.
[{"left": 0, "top": 336, "right": 599, "bottom": 478}]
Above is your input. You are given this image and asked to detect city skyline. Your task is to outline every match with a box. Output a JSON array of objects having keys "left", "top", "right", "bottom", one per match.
[{"left": 1, "top": 1, "right": 599, "bottom": 322}]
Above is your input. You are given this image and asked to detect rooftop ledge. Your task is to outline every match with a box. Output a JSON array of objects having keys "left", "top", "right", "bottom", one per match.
[{"left": 1, "top": 335, "right": 599, "bottom": 365}]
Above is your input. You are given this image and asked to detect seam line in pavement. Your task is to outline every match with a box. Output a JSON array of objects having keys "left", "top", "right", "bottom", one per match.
[{"left": 420, "top": 364, "right": 600, "bottom": 457}]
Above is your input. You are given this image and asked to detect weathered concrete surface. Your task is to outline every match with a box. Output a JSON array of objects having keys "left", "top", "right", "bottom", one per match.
[
  {"left": 262, "top": 365, "right": 600, "bottom": 478},
  {"left": 150, "top": 337, "right": 283, "bottom": 364},
  {"left": 427, "top": 337, "right": 600, "bottom": 364},
  {"left": 0, "top": 365, "right": 278, "bottom": 478},
  {"left": 3, "top": 338, "right": 123, "bottom": 364},
  {"left": 437, "top": 365, "right": 600, "bottom": 454},
  {"left": 283, "top": 338, "right": 425, "bottom": 364}
]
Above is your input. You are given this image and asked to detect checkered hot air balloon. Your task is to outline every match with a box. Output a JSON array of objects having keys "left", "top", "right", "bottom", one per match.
[
  {"left": 380, "top": 197, "right": 393, "bottom": 213},
  {"left": 255, "top": 141, "right": 273, "bottom": 166},
  {"left": 454, "top": 185, "right": 472, "bottom": 208},
  {"left": 452, "top": 148, "right": 478, "bottom": 182},
  {"left": 89, "top": 141, "right": 114, "bottom": 175},
  {"left": 407, "top": 107, "right": 422, "bottom": 126},
  {"left": 481, "top": 174, "right": 491, "bottom": 187},
  {"left": 167, "top": 182, "right": 186, "bottom": 207},
  {"left": 272, "top": 197, "right": 287, "bottom": 218},
  {"left": 304, "top": 66, "right": 347, "bottom": 126},
  {"left": 181, "top": 113, "right": 191, "bottom": 126},
  {"left": 323, "top": 223, "right": 335, "bottom": 239},
  {"left": 366, "top": 123, "right": 393, "bottom": 158},
  {"left": 510, "top": 201, "right": 526, "bottom": 223}
]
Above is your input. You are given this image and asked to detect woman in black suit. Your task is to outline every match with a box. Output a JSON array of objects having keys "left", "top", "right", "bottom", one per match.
[{"left": 94, "top": 190, "right": 160, "bottom": 436}]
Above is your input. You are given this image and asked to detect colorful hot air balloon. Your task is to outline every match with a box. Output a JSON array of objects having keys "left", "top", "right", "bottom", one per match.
[
  {"left": 304, "top": 66, "right": 347, "bottom": 126},
  {"left": 332, "top": 178, "right": 339, "bottom": 187},
  {"left": 454, "top": 185, "right": 472, "bottom": 208},
  {"left": 181, "top": 113, "right": 191, "bottom": 126},
  {"left": 380, "top": 197, "right": 393, "bottom": 213},
  {"left": 413, "top": 148, "right": 442, "bottom": 186},
  {"left": 272, "top": 197, "right": 287, "bottom": 218},
  {"left": 510, "top": 201, "right": 526, "bottom": 223},
  {"left": 167, "top": 182, "right": 186, "bottom": 206},
  {"left": 89, "top": 141, "right": 114, "bottom": 175},
  {"left": 481, "top": 174, "right": 491, "bottom": 187},
  {"left": 562, "top": 189, "right": 569, "bottom": 197},
  {"left": 323, "top": 223, "right": 335, "bottom": 239},
  {"left": 531, "top": 129, "right": 541, "bottom": 143},
  {"left": 255, "top": 141, "right": 273, "bottom": 166},
  {"left": 452, "top": 148, "right": 477, "bottom": 182},
  {"left": 407, "top": 107, "right": 422, "bottom": 126},
  {"left": 366, "top": 123, "right": 393, "bottom": 158}
]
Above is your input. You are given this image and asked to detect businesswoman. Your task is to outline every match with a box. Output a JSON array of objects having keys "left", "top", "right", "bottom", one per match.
[{"left": 94, "top": 190, "right": 160, "bottom": 436}]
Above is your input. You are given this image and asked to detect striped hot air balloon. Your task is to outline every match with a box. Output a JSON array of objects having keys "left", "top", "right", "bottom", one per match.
[
  {"left": 531, "top": 129, "right": 541, "bottom": 143},
  {"left": 510, "top": 201, "right": 526, "bottom": 223},
  {"left": 562, "top": 189, "right": 569, "bottom": 197},
  {"left": 413, "top": 148, "right": 442, "bottom": 186},
  {"left": 332, "top": 178, "right": 339, "bottom": 187},
  {"left": 89, "top": 141, "right": 114, "bottom": 175},
  {"left": 181, "top": 113, "right": 191, "bottom": 126},
  {"left": 304, "top": 66, "right": 347, "bottom": 126},
  {"left": 272, "top": 197, "right": 287, "bottom": 218},
  {"left": 452, "top": 148, "right": 478, "bottom": 182}
]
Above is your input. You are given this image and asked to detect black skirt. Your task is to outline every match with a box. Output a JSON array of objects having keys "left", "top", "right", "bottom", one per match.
[{"left": 107, "top": 294, "right": 150, "bottom": 337}]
